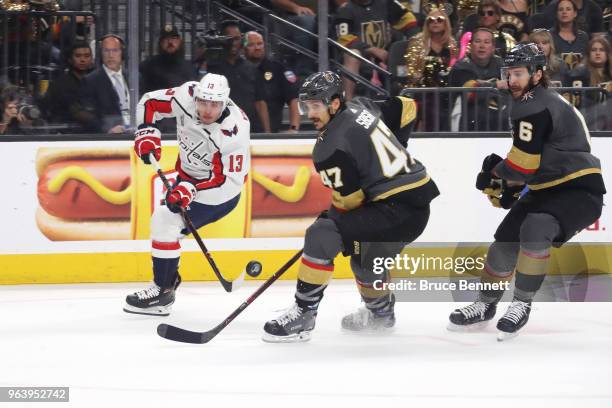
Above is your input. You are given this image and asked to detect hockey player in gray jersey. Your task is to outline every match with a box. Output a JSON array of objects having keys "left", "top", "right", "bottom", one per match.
[
  {"left": 262, "top": 71, "right": 439, "bottom": 343},
  {"left": 448, "top": 43, "right": 606, "bottom": 340}
]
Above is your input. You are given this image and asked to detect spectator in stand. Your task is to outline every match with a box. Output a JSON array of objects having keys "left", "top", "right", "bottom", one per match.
[
  {"left": 449, "top": 28, "right": 508, "bottom": 131},
  {"left": 458, "top": 0, "right": 516, "bottom": 59},
  {"left": 207, "top": 21, "right": 262, "bottom": 132},
  {"left": 570, "top": 37, "right": 612, "bottom": 129},
  {"left": 270, "top": 0, "right": 318, "bottom": 76},
  {"left": 543, "top": 0, "right": 605, "bottom": 36},
  {"left": 498, "top": 0, "right": 529, "bottom": 41},
  {"left": 244, "top": 31, "right": 301, "bottom": 133},
  {"left": 404, "top": 5, "right": 457, "bottom": 88},
  {"left": 529, "top": 29, "right": 571, "bottom": 86},
  {"left": 335, "top": 0, "right": 418, "bottom": 100},
  {"left": 73, "top": 34, "right": 130, "bottom": 133},
  {"left": 551, "top": 0, "right": 590, "bottom": 70},
  {"left": 140, "top": 25, "right": 195, "bottom": 94},
  {"left": 40, "top": 41, "right": 93, "bottom": 129},
  {"left": 57, "top": 0, "right": 95, "bottom": 55},
  {"left": 0, "top": 85, "right": 33, "bottom": 135},
  {"left": 403, "top": 5, "right": 457, "bottom": 130},
  {"left": 139, "top": 25, "right": 195, "bottom": 133}
]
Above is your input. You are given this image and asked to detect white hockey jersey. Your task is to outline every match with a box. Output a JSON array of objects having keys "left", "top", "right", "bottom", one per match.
[{"left": 136, "top": 81, "right": 250, "bottom": 205}]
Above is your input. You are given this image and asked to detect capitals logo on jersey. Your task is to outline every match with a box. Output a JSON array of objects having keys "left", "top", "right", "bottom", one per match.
[{"left": 136, "top": 81, "right": 251, "bottom": 205}]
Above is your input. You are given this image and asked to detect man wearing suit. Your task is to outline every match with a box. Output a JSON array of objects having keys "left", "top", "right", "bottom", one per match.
[{"left": 73, "top": 34, "right": 130, "bottom": 133}]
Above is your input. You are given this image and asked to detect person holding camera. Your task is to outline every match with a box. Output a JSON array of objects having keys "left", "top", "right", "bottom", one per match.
[
  {"left": 0, "top": 85, "right": 36, "bottom": 135},
  {"left": 206, "top": 21, "right": 262, "bottom": 132}
]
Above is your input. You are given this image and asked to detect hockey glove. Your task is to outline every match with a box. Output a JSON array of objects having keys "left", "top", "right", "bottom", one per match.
[
  {"left": 476, "top": 153, "right": 503, "bottom": 191},
  {"left": 134, "top": 126, "right": 161, "bottom": 165},
  {"left": 484, "top": 180, "right": 523, "bottom": 209},
  {"left": 166, "top": 181, "right": 197, "bottom": 213}
]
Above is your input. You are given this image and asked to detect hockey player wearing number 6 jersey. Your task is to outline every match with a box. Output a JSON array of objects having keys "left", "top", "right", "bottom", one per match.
[
  {"left": 123, "top": 73, "right": 250, "bottom": 316},
  {"left": 262, "top": 71, "right": 439, "bottom": 342},
  {"left": 448, "top": 44, "right": 606, "bottom": 340}
]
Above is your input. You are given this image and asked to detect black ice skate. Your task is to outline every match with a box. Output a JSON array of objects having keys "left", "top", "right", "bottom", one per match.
[
  {"left": 123, "top": 276, "right": 181, "bottom": 316},
  {"left": 341, "top": 294, "right": 396, "bottom": 332},
  {"left": 262, "top": 303, "right": 317, "bottom": 343},
  {"left": 496, "top": 299, "right": 531, "bottom": 341},
  {"left": 448, "top": 301, "right": 497, "bottom": 331}
]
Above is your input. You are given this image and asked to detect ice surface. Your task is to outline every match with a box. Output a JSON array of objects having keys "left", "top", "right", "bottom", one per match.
[{"left": 1, "top": 280, "right": 611, "bottom": 408}]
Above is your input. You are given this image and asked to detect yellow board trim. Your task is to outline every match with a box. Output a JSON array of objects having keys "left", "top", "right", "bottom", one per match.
[
  {"left": 1, "top": 244, "right": 611, "bottom": 285},
  {"left": 528, "top": 168, "right": 602, "bottom": 190}
]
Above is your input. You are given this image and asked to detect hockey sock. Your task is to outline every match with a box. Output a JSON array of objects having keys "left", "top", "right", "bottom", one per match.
[
  {"left": 152, "top": 240, "right": 180, "bottom": 288},
  {"left": 363, "top": 292, "right": 395, "bottom": 317},
  {"left": 514, "top": 246, "right": 550, "bottom": 302},
  {"left": 479, "top": 261, "right": 513, "bottom": 303},
  {"left": 354, "top": 275, "right": 393, "bottom": 314},
  {"left": 478, "top": 242, "right": 518, "bottom": 303},
  {"left": 295, "top": 255, "right": 333, "bottom": 310},
  {"left": 152, "top": 257, "right": 179, "bottom": 288}
]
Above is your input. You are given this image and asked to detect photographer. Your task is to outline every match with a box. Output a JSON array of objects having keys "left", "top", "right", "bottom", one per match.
[
  {"left": 0, "top": 85, "right": 41, "bottom": 135},
  {"left": 206, "top": 21, "right": 262, "bottom": 132},
  {"left": 192, "top": 30, "right": 234, "bottom": 80}
]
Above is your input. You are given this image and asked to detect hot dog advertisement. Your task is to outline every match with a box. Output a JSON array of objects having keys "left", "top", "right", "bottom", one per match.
[
  {"left": 0, "top": 138, "right": 609, "bottom": 285},
  {"left": 35, "top": 144, "right": 331, "bottom": 241}
]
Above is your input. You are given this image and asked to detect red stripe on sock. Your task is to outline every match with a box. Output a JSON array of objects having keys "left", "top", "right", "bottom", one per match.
[
  {"left": 301, "top": 257, "right": 334, "bottom": 271},
  {"left": 152, "top": 240, "right": 180, "bottom": 250},
  {"left": 520, "top": 248, "right": 550, "bottom": 260}
]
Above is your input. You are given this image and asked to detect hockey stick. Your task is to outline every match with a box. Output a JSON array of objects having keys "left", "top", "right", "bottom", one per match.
[
  {"left": 149, "top": 154, "right": 259, "bottom": 292},
  {"left": 157, "top": 249, "right": 303, "bottom": 344}
]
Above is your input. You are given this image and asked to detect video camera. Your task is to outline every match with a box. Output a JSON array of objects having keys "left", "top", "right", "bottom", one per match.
[
  {"left": 18, "top": 102, "right": 41, "bottom": 121},
  {"left": 194, "top": 29, "right": 234, "bottom": 61}
]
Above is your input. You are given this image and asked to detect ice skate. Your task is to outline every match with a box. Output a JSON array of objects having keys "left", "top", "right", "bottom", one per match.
[
  {"left": 496, "top": 299, "right": 531, "bottom": 341},
  {"left": 262, "top": 303, "right": 317, "bottom": 343},
  {"left": 448, "top": 301, "right": 497, "bottom": 331},
  {"left": 123, "top": 276, "right": 181, "bottom": 316},
  {"left": 341, "top": 294, "right": 395, "bottom": 332}
]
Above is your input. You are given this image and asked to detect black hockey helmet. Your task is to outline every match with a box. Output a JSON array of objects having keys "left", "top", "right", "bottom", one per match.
[
  {"left": 502, "top": 42, "right": 547, "bottom": 76},
  {"left": 298, "top": 71, "right": 344, "bottom": 106}
]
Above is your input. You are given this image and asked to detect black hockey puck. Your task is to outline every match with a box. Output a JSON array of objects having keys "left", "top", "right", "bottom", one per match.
[{"left": 246, "top": 261, "right": 262, "bottom": 277}]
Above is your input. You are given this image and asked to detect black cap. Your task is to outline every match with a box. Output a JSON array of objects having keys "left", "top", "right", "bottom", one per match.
[{"left": 160, "top": 24, "right": 180, "bottom": 40}]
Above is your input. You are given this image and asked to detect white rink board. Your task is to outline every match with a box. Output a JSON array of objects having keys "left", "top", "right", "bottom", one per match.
[{"left": 0, "top": 138, "right": 609, "bottom": 255}]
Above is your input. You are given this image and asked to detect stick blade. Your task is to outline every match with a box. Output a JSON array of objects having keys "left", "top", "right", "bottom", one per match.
[
  {"left": 157, "top": 323, "right": 206, "bottom": 344},
  {"left": 227, "top": 268, "right": 246, "bottom": 292}
]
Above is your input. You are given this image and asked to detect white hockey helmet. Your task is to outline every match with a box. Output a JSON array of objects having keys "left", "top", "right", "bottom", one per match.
[{"left": 194, "top": 73, "right": 231, "bottom": 111}]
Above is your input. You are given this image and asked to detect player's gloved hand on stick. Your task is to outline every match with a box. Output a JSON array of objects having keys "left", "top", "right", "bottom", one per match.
[
  {"left": 475, "top": 153, "right": 503, "bottom": 191},
  {"left": 134, "top": 126, "right": 161, "bottom": 165},
  {"left": 484, "top": 180, "right": 523, "bottom": 209},
  {"left": 166, "top": 181, "right": 197, "bottom": 213}
]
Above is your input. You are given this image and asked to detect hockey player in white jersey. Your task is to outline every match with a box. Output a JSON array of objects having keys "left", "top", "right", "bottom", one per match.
[{"left": 123, "top": 73, "right": 250, "bottom": 316}]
